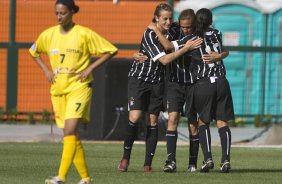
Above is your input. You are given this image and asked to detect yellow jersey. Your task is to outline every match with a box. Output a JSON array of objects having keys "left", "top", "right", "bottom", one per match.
[{"left": 29, "top": 24, "right": 118, "bottom": 95}]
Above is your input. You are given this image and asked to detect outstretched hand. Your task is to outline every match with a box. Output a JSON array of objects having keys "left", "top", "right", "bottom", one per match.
[{"left": 184, "top": 37, "right": 203, "bottom": 50}]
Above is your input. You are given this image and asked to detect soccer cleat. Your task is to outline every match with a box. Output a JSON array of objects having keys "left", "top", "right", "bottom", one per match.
[
  {"left": 45, "top": 176, "right": 64, "bottom": 184},
  {"left": 118, "top": 159, "right": 129, "bottom": 172},
  {"left": 77, "top": 179, "right": 94, "bottom": 184},
  {"left": 143, "top": 165, "right": 152, "bottom": 172},
  {"left": 200, "top": 159, "right": 214, "bottom": 173},
  {"left": 187, "top": 164, "right": 197, "bottom": 173},
  {"left": 220, "top": 160, "right": 231, "bottom": 173},
  {"left": 163, "top": 160, "right": 177, "bottom": 173}
]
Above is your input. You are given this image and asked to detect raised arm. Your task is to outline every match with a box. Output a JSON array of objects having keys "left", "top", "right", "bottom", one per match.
[
  {"left": 158, "top": 37, "right": 202, "bottom": 65},
  {"left": 148, "top": 22, "right": 174, "bottom": 51}
]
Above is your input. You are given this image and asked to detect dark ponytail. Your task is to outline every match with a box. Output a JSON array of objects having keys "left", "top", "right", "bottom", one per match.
[
  {"left": 56, "top": 0, "right": 79, "bottom": 13},
  {"left": 194, "top": 8, "right": 212, "bottom": 38}
]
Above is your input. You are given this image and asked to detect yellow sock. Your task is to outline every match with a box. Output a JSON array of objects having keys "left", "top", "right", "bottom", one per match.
[
  {"left": 73, "top": 140, "right": 90, "bottom": 181},
  {"left": 58, "top": 135, "right": 77, "bottom": 181}
]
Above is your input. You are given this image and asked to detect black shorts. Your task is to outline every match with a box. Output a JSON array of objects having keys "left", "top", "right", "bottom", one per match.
[
  {"left": 166, "top": 81, "right": 189, "bottom": 113},
  {"left": 128, "top": 77, "right": 165, "bottom": 115},
  {"left": 192, "top": 77, "right": 235, "bottom": 123},
  {"left": 185, "top": 83, "right": 197, "bottom": 121}
]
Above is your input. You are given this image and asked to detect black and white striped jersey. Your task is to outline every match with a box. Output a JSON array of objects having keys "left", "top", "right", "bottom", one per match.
[
  {"left": 128, "top": 28, "right": 170, "bottom": 83},
  {"left": 173, "top": 28, "right": 226, "bottom": 82},
  {"left": 167, "top": 23, "right": 193, "bottom": 84}
]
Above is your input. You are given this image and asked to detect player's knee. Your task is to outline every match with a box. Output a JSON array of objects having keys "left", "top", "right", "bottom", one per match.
[
  {"left": 63, "top": 130, "right": 76, "bottom": 136},
  {"left": 129, "top": 114, "right": 141, "bottom": 123},
  {"left": 216, "top": 120, "right": 227, "bottom": 128},
  {"left": 167, "top": 119, "right": 178, "bottom": 131},
  {"left": 189, "top": 124, "right": 198, "bottom": 135}
]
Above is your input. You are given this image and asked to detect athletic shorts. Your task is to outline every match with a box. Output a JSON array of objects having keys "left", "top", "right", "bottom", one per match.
[
  {"left": 128, "top": 77, "right": 164, "bottom": 115},
  {"left": 166, "top": 81, "right": 189, "bottom": 113},
  {"left": 51, "top": 84, "right": 92, "bottom": 128},
  {"left": 184, "top": 83, "right": 197, "bottom": 122},
  {"left": 192, "top": 77, "right": 235, "bottom": 123}
]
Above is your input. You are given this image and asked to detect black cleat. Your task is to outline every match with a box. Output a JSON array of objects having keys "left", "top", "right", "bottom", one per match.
[
  {"left": 187, "top": 164, "right": 197, "bottom": 173},
  {"left": 163, "top": 160, "right": 177, "bottom": 173},
  {"left": 200, "top": 159, "right": 214, "bottom": 173},
  {"left": 220, "top": 160, "right": 231, "bottom": 173}
]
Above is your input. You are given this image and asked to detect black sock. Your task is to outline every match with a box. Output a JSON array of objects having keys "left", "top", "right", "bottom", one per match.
[
  {"left": 189, "top": 134, "right": 199, "bottom": 166},
  {"left": 198, "top": 125, "right": 212, "bottom": 161},
  {"left": 144, "top": 125, "right": 158, "bottom": 166},
  {"left": 166, "top": 130, "right": 178, "bottom": 162},
  {"left": 123, "top": 121, "right": 138, "bottom": 160},
  {"left": 218, "top": 126, "right": 231, "bottom": 163}
]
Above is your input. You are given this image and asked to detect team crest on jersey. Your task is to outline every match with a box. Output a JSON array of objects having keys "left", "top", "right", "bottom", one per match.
[
  {"left": 31, "top": 43, "right": 37, "bottom": 51},
  {"left": 129, "top": 97, "right": 134, "bottom": 106},
  {"left": 50, "top": 48, "right": 59, "bottom": 54}
]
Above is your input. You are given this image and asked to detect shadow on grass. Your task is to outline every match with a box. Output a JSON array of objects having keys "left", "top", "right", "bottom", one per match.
[
  {"left": 115, "top": 168, "right": 282, "bottom": 174},
  {"left": 229, "top": 168, "right": 282, "bottom": 173}
]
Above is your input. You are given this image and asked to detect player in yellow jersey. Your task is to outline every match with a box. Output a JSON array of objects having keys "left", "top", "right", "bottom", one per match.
[{"left": 29, "top": 0, "right": 117, "bottom": 184}]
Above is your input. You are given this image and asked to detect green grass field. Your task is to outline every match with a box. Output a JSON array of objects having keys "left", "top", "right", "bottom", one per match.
[{"left": 0, "top": 142, "right": 281, "bottom": 184}]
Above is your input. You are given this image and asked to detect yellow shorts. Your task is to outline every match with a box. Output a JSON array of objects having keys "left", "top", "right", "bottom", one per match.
[{"left": 51, "top": 84, "right": 92, "bottom": 128}]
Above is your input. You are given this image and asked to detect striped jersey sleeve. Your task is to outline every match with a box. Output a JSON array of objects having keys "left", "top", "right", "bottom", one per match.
[
  {"left": 167, "top": 24, "right": 194, "bottom": 84},
  {"left": 128, "top": 28, "right": 166, "bottom": 83}
]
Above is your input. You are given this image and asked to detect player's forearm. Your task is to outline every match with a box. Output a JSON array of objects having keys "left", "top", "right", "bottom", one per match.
[
  {"left": 32, "top": 56, "right": 56, "bottom": 83},
  {"left": 220, "top": 49, "right": 229, "bottom": 60},
  {"left": 32, "top": 56, "right": 52, "bottom": 74},
  {"left": 159, "top": 46, "right": 189, "bottom": 65},
  {"left": 89, "top": 52, "right": 117, "bottom": 71},
  {"left": 154, "top": 28, "right": 174, "bottom": 51}
]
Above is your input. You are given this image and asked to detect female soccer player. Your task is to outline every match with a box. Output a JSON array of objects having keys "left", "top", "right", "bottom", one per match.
[
  {"left": 29, "top": 0, "right": 118, "bottom": 183},
  {"left": 174, "top": 8, "right": 234, "bottom": 173},
  {"left": 118, "top": 3, "right": 202, "bottom": 172}
]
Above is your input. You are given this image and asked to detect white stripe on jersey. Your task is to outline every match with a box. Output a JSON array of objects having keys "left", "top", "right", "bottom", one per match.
[
  {"left": 130, "top": 62, "right": 138, "bottom": 76},
  {"left": 145, "top": 59, "right": 152, "bottom": 82},
  {"left": 180, "top": 57, "right": 187, "bottom": 83},
  {"left": 148, "top": 31, "right": 162, "bottom": 61},
  {"left": 138, "top": 62, "right": 145, "bottom": 78},
  {"left": 189, "top": 70, "right": 193, "bottom": 84},
  {"left": 153, "top": 52, "right": 166, "bottom": 62}
]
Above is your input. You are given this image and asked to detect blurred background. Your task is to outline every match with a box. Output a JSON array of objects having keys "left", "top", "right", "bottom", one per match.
[{"left": 0, "top": 0, "right": 281, "bottom": 140}]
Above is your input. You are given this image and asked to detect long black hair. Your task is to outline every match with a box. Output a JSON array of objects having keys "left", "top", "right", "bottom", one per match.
[{"left": 194, "top": 8, "right": 212, "bottom": 38}]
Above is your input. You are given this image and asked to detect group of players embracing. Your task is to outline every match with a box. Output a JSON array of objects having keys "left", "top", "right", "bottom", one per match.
[{"left": 118, "top": 3, "right": 234, "bottom": 174}]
